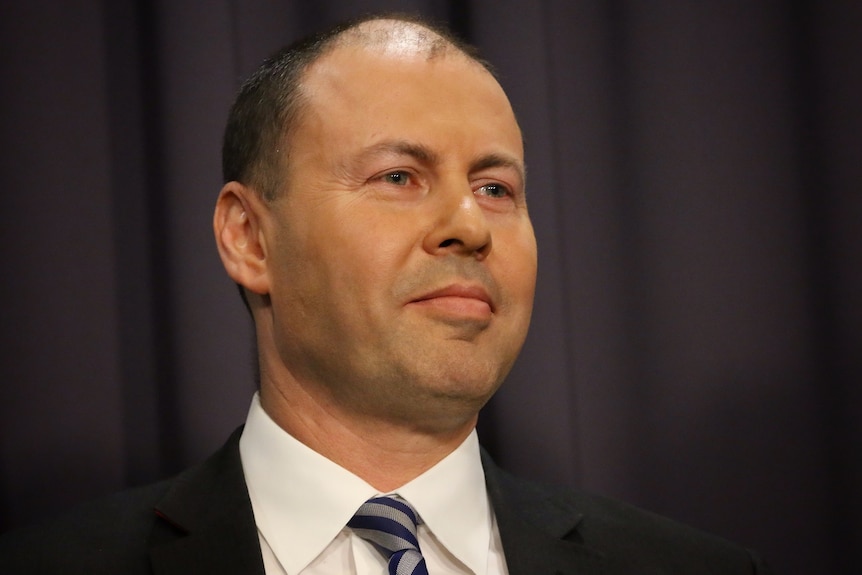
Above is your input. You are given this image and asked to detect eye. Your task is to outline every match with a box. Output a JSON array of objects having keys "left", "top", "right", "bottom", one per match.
[
  {"left": 382, "top": 171, "right": 411, "bottom": 186},
  {"left": 476, "top": 183, "right": 510, "bottom": 199}
]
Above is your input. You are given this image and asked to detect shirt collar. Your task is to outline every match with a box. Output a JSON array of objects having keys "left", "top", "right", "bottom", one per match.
[
  {"left": 397, "top": 430, "right": 490, "bottom": 575},
  {"left": 239, "top": 393, "right": 491, "bottom": 575},
  {"left": 240, "top": 393, "right": 378, "bottom": 574}
]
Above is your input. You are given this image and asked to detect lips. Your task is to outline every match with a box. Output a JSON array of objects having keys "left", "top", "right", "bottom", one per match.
[
  {"left": 413, "top": 284, "right": 493, "bottom": 307},
  {"left": 409, "top": 283, "right": 495, "bottom": 319}
]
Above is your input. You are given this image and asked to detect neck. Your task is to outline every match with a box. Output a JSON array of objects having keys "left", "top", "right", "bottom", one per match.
[{"left": 259, "top": 376, "right": 477, "bottom": 493}]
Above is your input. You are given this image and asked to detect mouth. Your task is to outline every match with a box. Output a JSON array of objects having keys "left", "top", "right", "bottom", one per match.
[{"left": 409, "top": 284, "right": 495, "bottom": 320}]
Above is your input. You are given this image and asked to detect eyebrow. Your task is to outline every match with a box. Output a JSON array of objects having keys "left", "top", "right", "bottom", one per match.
[
  {"left": 356, "top": 139, "right": 526, "bottom": 183},
  {"left": 357, "top": 140, "right": 440, "bottom": 165}
]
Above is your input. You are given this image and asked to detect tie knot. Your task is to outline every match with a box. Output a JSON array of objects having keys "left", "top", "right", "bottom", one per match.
[{"left": 348, "top": 496, "right": 429, "bottom": 575}]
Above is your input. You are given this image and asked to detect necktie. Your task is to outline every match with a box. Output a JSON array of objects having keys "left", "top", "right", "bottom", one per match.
[{"left": 348, "top": 496, "right": 429, "bottom": 575}]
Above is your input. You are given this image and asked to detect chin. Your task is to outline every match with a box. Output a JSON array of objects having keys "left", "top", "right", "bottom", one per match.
[
  {"left": 370, "top": 367, "right": 501, "bottom": 434},
  {"left": 422, "top": 367, "right": 503, "bottom": 408},
  {"left": 404, "top": 392, "right": 489, "bottom": 434}
]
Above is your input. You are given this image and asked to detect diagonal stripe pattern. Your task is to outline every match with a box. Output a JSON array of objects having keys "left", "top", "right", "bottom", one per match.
[{"left": 348, "top": 496, "right": 429, "bottom": 575}]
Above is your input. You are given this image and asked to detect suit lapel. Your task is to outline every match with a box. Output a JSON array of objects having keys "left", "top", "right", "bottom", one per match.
[
  {"left": 482, "top": 450, "right": 606, "bottom": 575},
  {"left": 148, "top": 427, "right": 265, "bottom": 575}
]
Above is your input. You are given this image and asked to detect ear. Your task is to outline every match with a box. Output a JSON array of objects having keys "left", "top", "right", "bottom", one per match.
[{"left": 213, "top": 181, "right": 271, "bottom": 296}]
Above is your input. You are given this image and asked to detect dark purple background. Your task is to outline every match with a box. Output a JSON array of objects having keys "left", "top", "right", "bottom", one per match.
[{"left": 1, "top": 2, "right": 859, "bottom": 574}]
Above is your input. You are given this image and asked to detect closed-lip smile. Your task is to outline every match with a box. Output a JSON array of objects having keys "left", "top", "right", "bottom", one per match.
[{"left": 410, "top": 283, "right": 495, "bottom": 316}]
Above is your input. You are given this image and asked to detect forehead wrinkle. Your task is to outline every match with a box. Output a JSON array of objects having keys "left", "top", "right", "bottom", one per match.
[
  {"left": 470, "top": 153, "right": 526, "bottom": 185},
  {"left": 353, "top": 139, "right": 441, "bottom": 167}
]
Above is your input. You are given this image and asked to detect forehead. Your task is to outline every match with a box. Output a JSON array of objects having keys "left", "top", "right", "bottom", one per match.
[{"left": 294, "top": 43, "right": 523, "bottom": 158}]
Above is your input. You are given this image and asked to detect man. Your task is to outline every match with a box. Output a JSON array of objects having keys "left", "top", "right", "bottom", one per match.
[{"left": 0, "top": 14, "right": 771, "bottom": 574}]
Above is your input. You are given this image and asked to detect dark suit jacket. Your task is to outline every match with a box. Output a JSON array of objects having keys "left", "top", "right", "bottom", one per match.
[{"left": 0, "top": 427, "right": 772, "bottom": 574}]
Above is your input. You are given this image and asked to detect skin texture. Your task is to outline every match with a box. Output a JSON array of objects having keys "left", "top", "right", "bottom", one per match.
[{"left": 214, "top": 22, "right": 537, "bottom": 490}]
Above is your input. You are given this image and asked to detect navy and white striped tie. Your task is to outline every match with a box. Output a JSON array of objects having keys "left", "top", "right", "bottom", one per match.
[{"left": 348, "top": 496, "right": 429, "bottom": 575}]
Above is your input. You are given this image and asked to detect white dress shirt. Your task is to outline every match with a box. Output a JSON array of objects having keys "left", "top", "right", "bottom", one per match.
[{"left": 239, "top": 393, "right": 509, "bottom": 574}]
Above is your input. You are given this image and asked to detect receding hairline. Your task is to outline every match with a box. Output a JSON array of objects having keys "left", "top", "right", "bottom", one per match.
[
  {"left": 295, "top": 18, "right": 499, "bottom": 123},
  {"left": 326, "top": 17, "right": 469, "bottom": 61}
]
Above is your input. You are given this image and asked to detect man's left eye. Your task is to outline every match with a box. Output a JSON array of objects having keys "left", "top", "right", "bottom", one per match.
[
  {"left": 477, "top": 183, "right": 509, "bottom": 198},
  {"left": 383, "top": 171, "right": 410, "bottom": 185}
]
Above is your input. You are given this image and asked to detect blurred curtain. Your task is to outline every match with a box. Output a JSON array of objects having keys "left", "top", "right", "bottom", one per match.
[{"left": 1, "top": 2, "right": 859, "bottom": 574}]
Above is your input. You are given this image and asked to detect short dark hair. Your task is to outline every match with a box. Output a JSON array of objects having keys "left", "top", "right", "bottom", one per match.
[{"left": 221, "top": 13, "right": 493, "bottom": 201}]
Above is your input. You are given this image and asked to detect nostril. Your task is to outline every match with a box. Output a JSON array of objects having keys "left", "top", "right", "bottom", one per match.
[{"left": 439, "top": 239, "right": 457, "bottom": 248}]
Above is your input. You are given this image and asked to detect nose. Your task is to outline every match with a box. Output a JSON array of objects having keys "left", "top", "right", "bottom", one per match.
[{"left": 423, "top": 180, "right": 492, "bottom": 259}]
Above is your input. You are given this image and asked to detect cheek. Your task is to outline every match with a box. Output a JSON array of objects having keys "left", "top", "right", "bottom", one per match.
[
  {"left": 331, "top": 210, "right": 417, "bottom": 271},
  {"left": 501, "top": 226, "right": 538, "bottom": 297},
  {"left": 312, "top": 222, "right": 409, "bottom": 314}
]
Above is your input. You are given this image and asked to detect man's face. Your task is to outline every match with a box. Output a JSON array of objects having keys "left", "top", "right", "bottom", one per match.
[{"left": 259, "top": 44, "right": 537, "bottom": 430}]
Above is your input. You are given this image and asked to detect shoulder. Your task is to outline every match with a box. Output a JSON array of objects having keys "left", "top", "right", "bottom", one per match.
[
  {"left": 0, "top": 480, "right": 171, "bottom": 574},
  {"left": 0, "top": 427, "right": 249, "bottom": 574},
  {"left": 571, "top": 489, "right": 773, "bottom": 573},
  {"left": 482, "top": 452, "right": 772, "bottom": 573}
]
